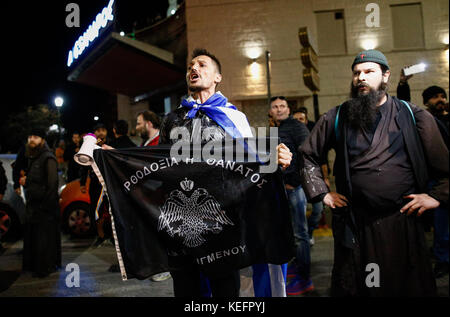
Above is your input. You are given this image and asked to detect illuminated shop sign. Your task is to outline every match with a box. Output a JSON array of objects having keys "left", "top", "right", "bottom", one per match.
[{"left": 67, "top": 0, "right": 115, "bottom": 67}]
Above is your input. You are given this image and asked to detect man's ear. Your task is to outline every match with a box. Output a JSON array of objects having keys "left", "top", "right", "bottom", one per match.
[
  {"left": 382, "top": 70, "right": 391, "bottom": 84},
  {"left": 215, "top": 73, "right": 222, "bottom": 85}
]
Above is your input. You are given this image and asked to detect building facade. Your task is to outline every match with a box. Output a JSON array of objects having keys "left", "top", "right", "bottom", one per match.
[
  {"left": 185, "top": 0, "right": 449, "bottom": 128},
  {"left": 67, "top": 0, "right": 448, "bottom": 139}
]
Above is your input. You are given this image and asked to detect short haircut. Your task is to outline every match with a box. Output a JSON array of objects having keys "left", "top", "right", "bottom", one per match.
[
  {"left": 137, "top": 110, "right": 161, "bottom": 129},
  {"left": 93, "top": 122, "right": 107, "bottom": 131},
  {"left": 422, "top": 85, "right": 447, "bottom": 104},
  {"left": 270, "top": 96, "right": 287, "bottom": 102},
  {"left": 191, "top": 48, "right": 222, "bottom": 74},
  {"left": 114, "top": 120, "right": 129, "bottom": 136},
  {"left": 297, "top": 106, "right": 308, "bottom": 115},
  {"left": 293, "top": 110, "right": 306, "bottom": 116}
]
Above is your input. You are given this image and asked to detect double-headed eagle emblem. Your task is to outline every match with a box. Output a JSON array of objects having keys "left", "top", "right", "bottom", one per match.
[{"left": 157, "top": 178, "right": 234, "bottom": 248}]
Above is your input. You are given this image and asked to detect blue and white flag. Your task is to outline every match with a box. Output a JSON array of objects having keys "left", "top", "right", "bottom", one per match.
[
  {"left": 181, "top": 92, "right": 253, "bottom": 139},
  {"left": 239, "top": 264, "right": 288, "bottom": 297}
]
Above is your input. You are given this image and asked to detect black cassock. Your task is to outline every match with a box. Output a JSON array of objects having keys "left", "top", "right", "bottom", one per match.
[
  {"left": 22, "top": 144, "right": 61, "bottom": 277},
  {"left": 300, "top": 95, "right": 449, "bottom": 296}
]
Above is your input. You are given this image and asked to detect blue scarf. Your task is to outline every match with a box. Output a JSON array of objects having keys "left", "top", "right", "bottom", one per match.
[{"left": 181, "top": 93, "right": 249, "bottom": 139}]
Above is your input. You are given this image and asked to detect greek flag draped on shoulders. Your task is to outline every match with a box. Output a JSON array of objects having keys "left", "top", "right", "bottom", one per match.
[{"left": 181, "top": 91, "right": 253, "bottom": 139}]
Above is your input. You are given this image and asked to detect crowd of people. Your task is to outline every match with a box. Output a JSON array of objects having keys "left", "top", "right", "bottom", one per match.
[{"left": 0, "top": 48, "right": 448, "bottom": 297}]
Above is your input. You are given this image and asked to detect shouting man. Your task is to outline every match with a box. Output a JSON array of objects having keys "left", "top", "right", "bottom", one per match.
[{"left": 159, "top": 48, "right": 292, "bottom": 297}]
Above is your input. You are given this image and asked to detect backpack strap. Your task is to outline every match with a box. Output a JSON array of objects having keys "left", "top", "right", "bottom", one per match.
[
  {"left": 399, "top": 99, "right": 416, "bottom": 126},
  {"left": 334, "top": 104, "right": 343, "bottom": 141}
]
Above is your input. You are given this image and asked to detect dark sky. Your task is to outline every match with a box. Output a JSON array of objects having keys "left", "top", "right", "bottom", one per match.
[{"left": 1, "top": 0, "right": 169, "bottom": 150}]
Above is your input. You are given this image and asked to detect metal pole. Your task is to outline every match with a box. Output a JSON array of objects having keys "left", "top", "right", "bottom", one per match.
[
  {"left": 265, "top": 51, "right": 271, "bottom": 106},
  {"left": 313, "top": 92, "right": 319, "bottom": 121}
]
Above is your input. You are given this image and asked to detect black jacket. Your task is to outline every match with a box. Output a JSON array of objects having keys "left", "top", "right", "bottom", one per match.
[
  {"left": 64, "top": 142, "right": 82, "bottom": 182},
  {"left": 397, "top": 81, "right": 449, "bottom": 149},
  {"left": 396, "top": 81, "right": 411, "bottom": 102},
  {"left": 24, "top": 142, "right": 59, "bottom": 221},
  {"left": 276, "top": 116, "right": 310, "bottom": 187},
  {"left": 434, "top": 115, "right": 449, "bottom": 149},
  {"left": 109, "top": 135, "right": 136, "bottom": 149},
  {"left": 160, "top": 107, "right": 228, "bottom": 145}
]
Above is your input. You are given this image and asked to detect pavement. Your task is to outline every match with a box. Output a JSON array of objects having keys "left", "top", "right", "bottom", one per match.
[
  {"left": 0, "top": 226, "right": 447, "bottom": 297},
  {"left": 0, "top": 235, "right": 173, "bottom": 297}
]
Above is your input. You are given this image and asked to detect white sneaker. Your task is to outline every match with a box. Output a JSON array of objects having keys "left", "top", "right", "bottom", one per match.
[{"left": 150, "top": 272, "right": 171, "bottom": 282}]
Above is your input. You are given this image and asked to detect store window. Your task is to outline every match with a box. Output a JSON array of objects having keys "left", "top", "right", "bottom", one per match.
[
  {"left": 391, "top": 3, "right": 425, "bottom": 49},
  {"left": 315, "top": 10, "right": 347, "bottom": 56}
]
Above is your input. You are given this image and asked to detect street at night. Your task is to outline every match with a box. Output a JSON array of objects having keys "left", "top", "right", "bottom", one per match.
[
  {"left": 0, "top": 234, "right": 173, "bottom": 297},
  {"left": 1, "top": 0, "right": 448, "bottom": 302},
  {"left": 1, "top": 231, "right": 448, "bottom": 297}
]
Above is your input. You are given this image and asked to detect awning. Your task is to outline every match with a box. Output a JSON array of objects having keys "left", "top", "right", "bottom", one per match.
[{"left": 67, "top": 32, "right": 185, "bottom": 97}]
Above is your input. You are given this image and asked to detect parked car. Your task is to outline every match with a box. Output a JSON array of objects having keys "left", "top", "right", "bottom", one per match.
[
  {"left": 0, "top": 154, "right": 26, "bottom": 242},
  {"left": 59, "top": 175, "right": 96, "bottom": 238},
  {"left": 1, "top": 154, "right": 99, "bottom": 240}
]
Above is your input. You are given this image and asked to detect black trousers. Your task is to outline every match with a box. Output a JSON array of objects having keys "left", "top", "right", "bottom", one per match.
[{"left": 170, "top": 266, "right": 240, "bottom": 297}]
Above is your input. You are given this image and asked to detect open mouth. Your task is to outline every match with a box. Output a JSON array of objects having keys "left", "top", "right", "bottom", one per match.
[{"left": 190, "top": 73, "right": 199, "bottom": 81}]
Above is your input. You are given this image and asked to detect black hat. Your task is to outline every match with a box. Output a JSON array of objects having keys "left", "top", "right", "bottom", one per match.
[
  {"left": 352, "top": 49, "right": 390, "bottom": 70},
  {"left": 93, "top": 122, "right": 107, "bottom": 131},
  {"left": 422, "top": 86, "right": 447, "bottom": 104},
  {"left": 30, "top": 127, "right": 47, "bottom": 139}
]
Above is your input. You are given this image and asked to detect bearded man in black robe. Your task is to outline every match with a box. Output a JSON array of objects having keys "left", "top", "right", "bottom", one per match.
[
  {"left": 299, "top": 50, "right": 448, "bottom": 296},
  {"left": 22, "top": 127, "right": 61, "bottom": 278}
]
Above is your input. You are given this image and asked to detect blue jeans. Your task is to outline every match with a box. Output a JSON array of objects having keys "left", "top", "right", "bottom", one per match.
[
  {"left": 307, "top": 201, "right": 324, "bottom": 239},
  {"left": 286, "top": 185, "right": 310, "bottom": 279}
]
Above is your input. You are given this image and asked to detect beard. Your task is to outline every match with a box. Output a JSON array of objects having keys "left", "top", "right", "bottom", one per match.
[
  {"left": 427, "top": 100, "right": 448, "bottom": 117},
  {"left": 347, "top": 81, "right": 388, "bottom": 130},
  {"left": 137, "top": 128, "right": 148, "bottom": 140},
  {"left": 26, "top": 141, "right": 44, "bottom": 158},
  {"left": 188, "top": 85, "right": 202, "bottom": 93},
  {"left": 96, "top": 137, "right": 106, "bottom": 146}
]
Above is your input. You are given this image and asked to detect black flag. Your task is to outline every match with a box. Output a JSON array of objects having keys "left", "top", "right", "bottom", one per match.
[{"left": 93, "top": 139, "right": 295, "bottom": 280}]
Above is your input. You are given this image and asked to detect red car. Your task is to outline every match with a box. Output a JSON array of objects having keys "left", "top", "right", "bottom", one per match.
[{"left": 59, "top": 176, "right": 94, "bottom": 237}]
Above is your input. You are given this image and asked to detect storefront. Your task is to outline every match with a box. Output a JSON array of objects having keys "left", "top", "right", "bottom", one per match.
[{"left": 66, "top": 0, "right": 187, "bottom": 131}]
